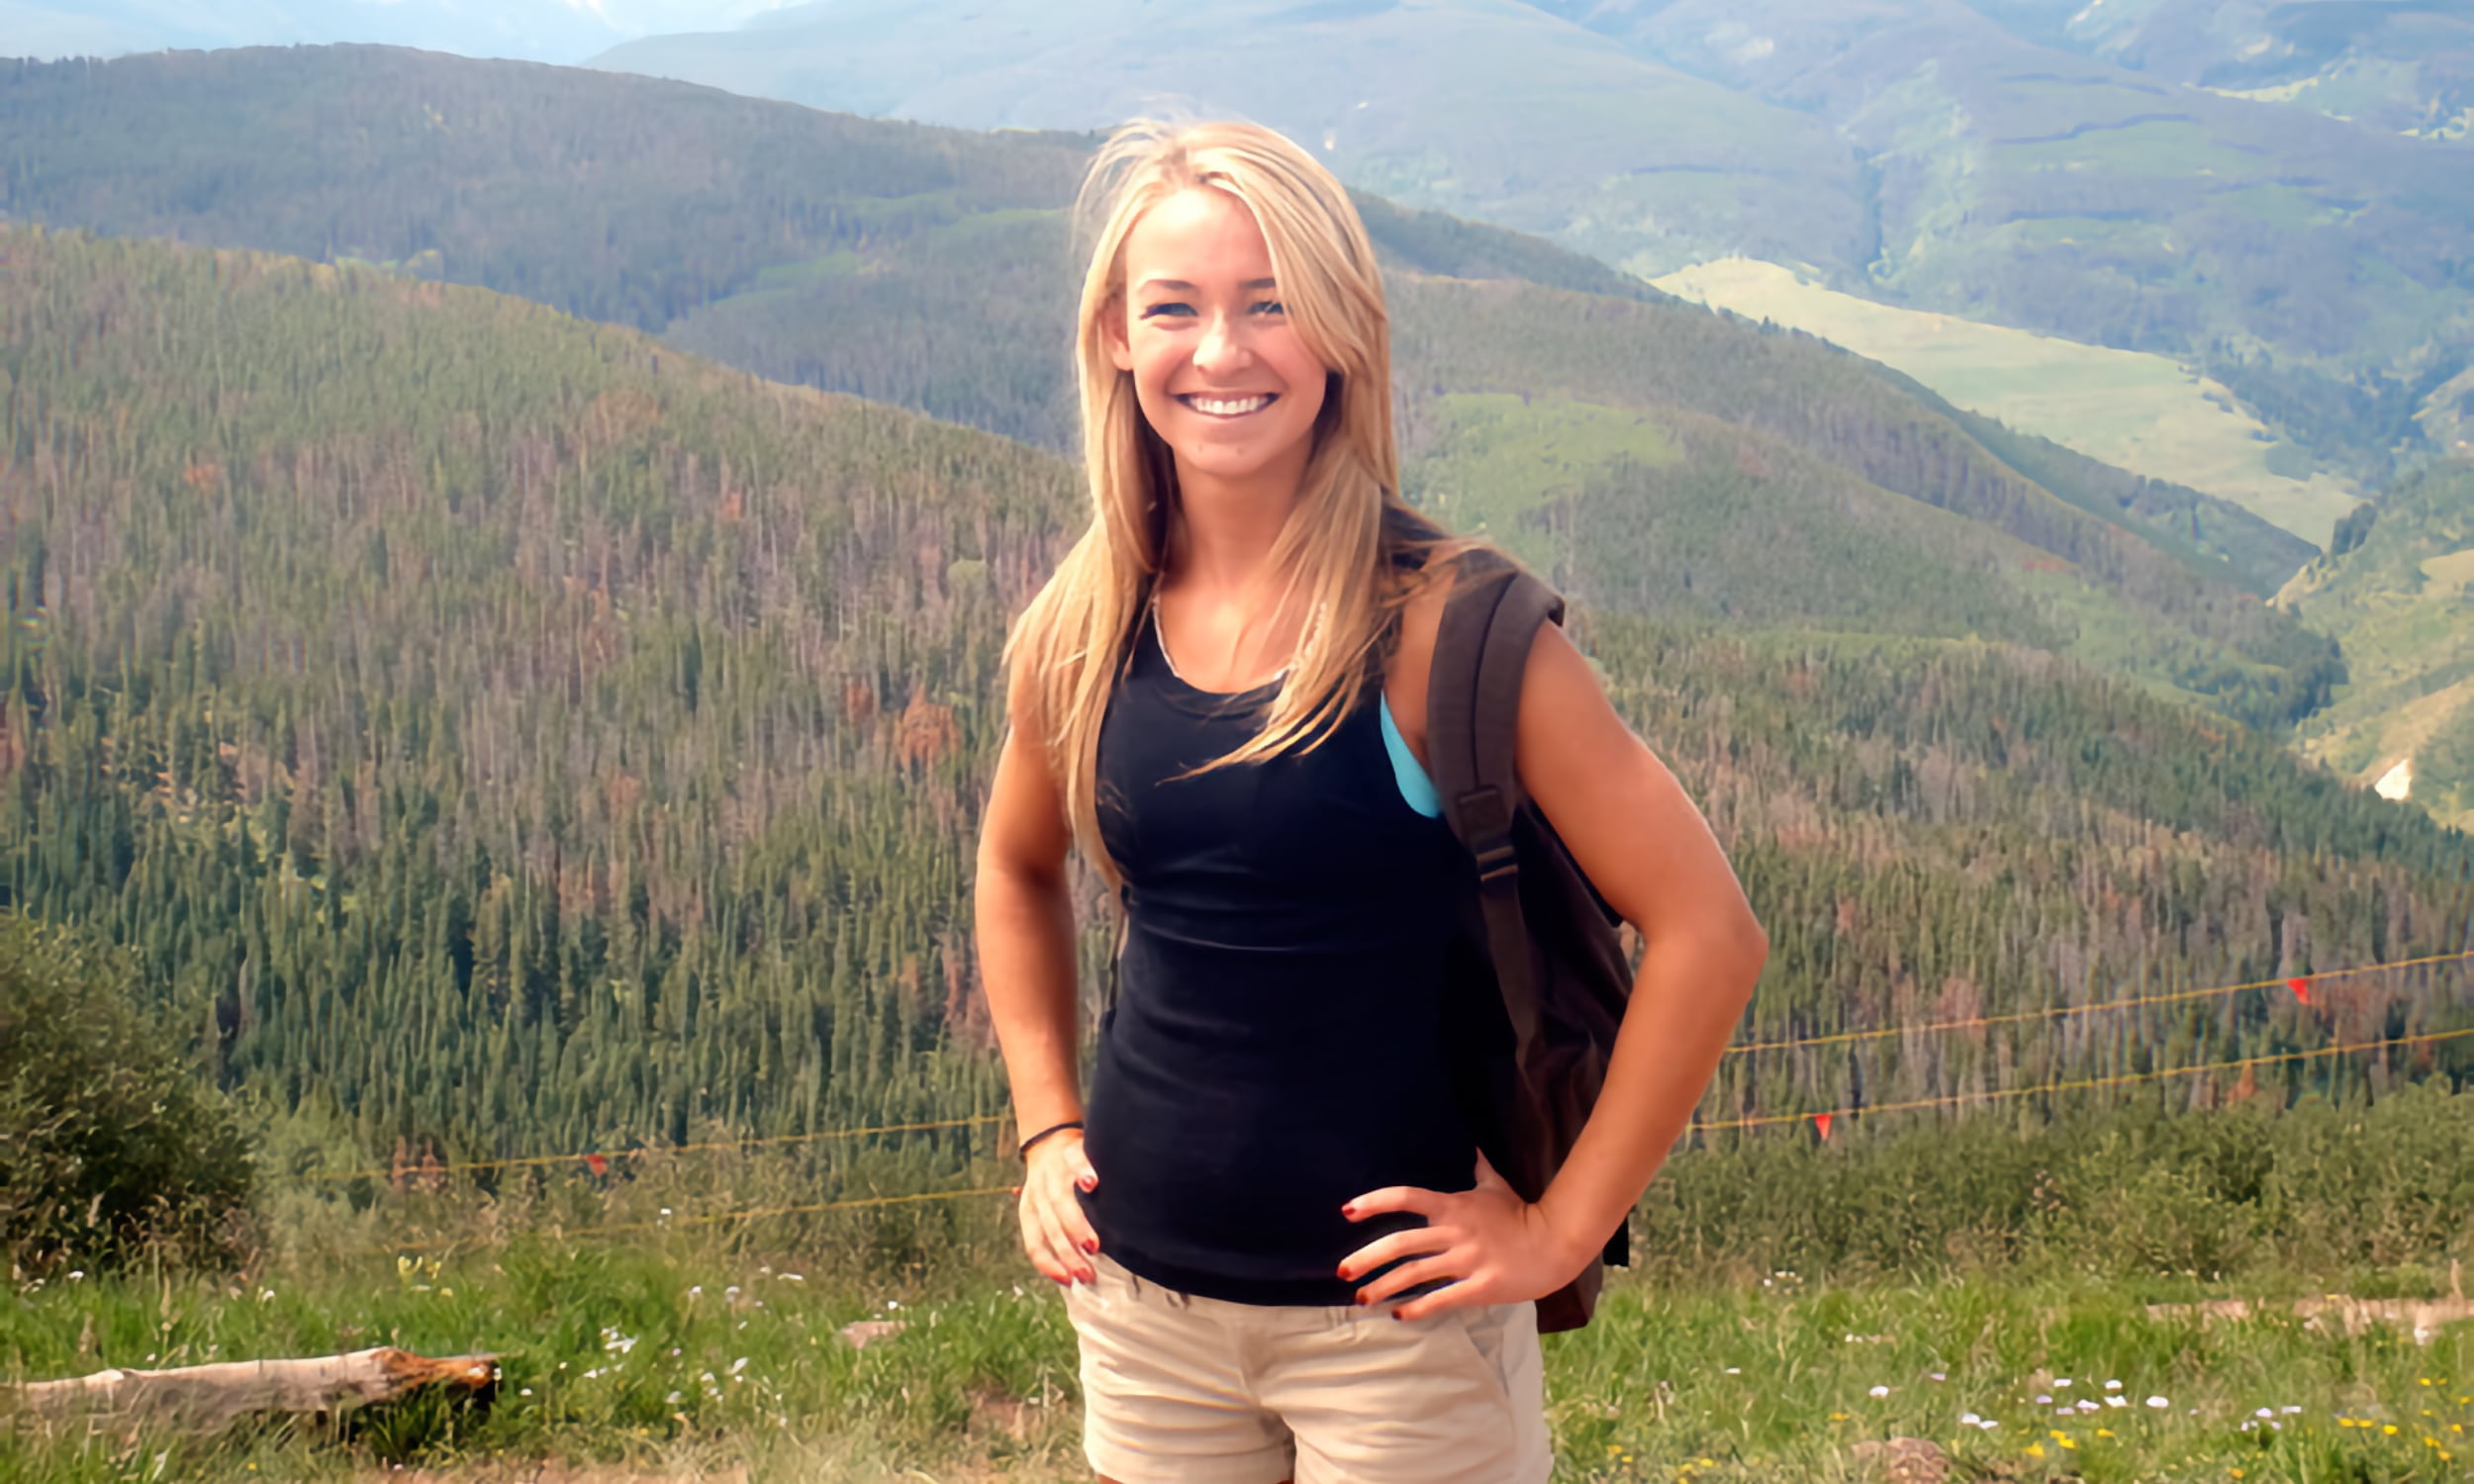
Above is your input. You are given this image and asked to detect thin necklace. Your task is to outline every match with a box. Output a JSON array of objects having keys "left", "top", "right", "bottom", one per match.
[{"left": 1149, "top": 588, "right": 1293, "bottom": 689}]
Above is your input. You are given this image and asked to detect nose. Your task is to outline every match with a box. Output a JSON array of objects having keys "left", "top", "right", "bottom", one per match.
[{"left": 1194, "top": 309, "right": 1254, "bottom": 375}]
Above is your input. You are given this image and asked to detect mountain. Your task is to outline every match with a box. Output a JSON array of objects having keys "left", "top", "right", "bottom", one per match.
[
  {"left": 2287, "top": 461, "right": 2474, "bottom": 828},
  {"left": 589, "top": 0, "right": 1870, "bottom": 284},
  {"left": 1963, "top": 0, "right": 2474, "bottom": 139},
  {"left": 0, "top": 0, "right": 799, "bottom": 64},
  {"left": 3, "top": 226, "right": 2465, "bottom": 1163},
  {"left": 586, "top": 0, "right": 2474, "bottom": 502},
  {"left": 0, "top": 46, "right": 2335, "bottom": 720}
]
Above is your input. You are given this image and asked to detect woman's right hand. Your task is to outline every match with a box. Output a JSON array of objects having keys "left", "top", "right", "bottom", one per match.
[{"left": 1018, "top": 1130, "right": 1101, "bottom": 1285}]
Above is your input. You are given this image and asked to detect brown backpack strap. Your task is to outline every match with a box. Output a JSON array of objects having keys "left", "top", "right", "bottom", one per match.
[{"left": 1424, "top": 555, "right": 1566, "bottom": 1067}]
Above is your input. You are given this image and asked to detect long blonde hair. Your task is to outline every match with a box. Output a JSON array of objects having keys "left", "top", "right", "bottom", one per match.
[{"left": 1004, "top": 118, "right": 1457, "bottom": 871}]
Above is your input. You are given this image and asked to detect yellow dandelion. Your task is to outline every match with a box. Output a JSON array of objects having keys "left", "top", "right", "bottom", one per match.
[
  {"left": 2096, "top": 1429, "right": 2115, "bottom": 1438},
  {"left": 2384, "top": 1424, "right": 2399, "bottom": 1436},
  {"left": 2026, "top": 1442, "right": 2046, "bottom": 1458}
]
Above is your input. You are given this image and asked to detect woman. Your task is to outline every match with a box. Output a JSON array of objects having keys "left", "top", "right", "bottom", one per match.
[{"left": 972, "top": 117, "right": 1766, "bottom": 1484}]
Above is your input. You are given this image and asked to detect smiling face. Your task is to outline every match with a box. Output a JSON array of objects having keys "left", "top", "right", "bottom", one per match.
[{"left": 1104, "top": 186, "right": 1333, "bottom": 499}]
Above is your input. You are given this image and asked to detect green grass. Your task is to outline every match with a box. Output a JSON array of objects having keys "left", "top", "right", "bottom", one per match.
[
  {"left": 14, "top": 1086, "right": 2474, "bottom": 1480},
  {"left": 1650, "top": 258, "right": 2365, "bottom": 545},
  {"left": 7, "top": 1237, "right": 2469, "bottom": 1481}
]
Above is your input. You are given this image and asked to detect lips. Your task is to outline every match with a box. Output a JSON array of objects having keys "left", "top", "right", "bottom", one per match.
[{"left": 1177, "top": 393, "right": 1280, "bottom": 417}]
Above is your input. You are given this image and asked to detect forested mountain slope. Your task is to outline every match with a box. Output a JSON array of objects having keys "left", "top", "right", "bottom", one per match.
[{"left": 0, "top": 228, "right": 2466, "bottom": 1172}]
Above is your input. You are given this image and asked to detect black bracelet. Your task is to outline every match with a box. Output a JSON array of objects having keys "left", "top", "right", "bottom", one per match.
[{"left": 1017, "top": 1119, "right": 1085, "bottom": 1160}]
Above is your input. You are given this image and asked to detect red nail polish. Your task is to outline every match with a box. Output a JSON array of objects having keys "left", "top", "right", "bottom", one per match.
[
  {"left": 1083, "top": 1239, "right": 1098, "bottom": 1254},
  {"left": 1355, "top": 1290, "right": 1369, "bottom": 1306},
  {"left": 1390, "top": 1310, "right": 1405, "bottom": 1322}
]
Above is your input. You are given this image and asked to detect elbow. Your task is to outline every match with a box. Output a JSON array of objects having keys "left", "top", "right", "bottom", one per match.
[{"left": 1726, "top": 906, "right": 1767, "bottom": 1007}]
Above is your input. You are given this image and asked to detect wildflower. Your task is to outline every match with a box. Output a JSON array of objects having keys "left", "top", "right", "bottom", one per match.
[
  {"left": 1961, "top": 1413, "right": 1981, "bottom": 1427},
  {"left": 782, "top": 1272, "right": 805, "bottom": 1283},
  {"left": 2026, "top": 1443, "right": 2046, "bottom": 1458},
  {"left": 2105, "top": 1395, "right": 2128, "bottom": 1408},
  {"left": 1870, "top": 1385, "right": 1890, "bottom": 1398},
  {"left": 1929, "top": 1372, "right": 1946, "bottom": 1382},
  {"left": 1723, "top": 1366, "right": 1741, "bottom": 1375},
  {"left": 730, "top": 1357, "right": 749, "bottom": 1375},
  {"left": 2096, "top": 1429, "right": 2114, "bottom": 1438},
  {"left": 2104, "top": 1379, "right": 2122, "bottom": 1390},
  {"left": 2147, "top": 1396, "right": 2170, "bottom": 1408},
  {"left": 2056, "top": 1378, "right": 2072, "bottom": 1388},
  {"left": 2035, "top": 1394, "right": 2052, "bottom": 1405},
  {"left": 519, "top": 1388, "right": 532, "bottom": 1397}
]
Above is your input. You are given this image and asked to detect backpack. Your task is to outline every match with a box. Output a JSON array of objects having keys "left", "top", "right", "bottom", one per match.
[{"left": 1424, "top": 553, "right": 1635, "bottom": 1334}]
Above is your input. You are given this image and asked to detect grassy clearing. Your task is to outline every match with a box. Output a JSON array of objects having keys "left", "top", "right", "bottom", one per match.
[
  {"left": 1650, "top": 258, "right": 2363, "bottom": 545},
  {"left": 12, "top": 1088, "right": 2474, "bottom": 1480},
  {"left": 6, "top": 1241, "right": 2470, "bottom": 1482}
]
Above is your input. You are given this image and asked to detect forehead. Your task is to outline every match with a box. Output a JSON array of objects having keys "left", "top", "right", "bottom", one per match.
[{"left": 1121, "top": 187, "right": 1275, "bottom": 285}]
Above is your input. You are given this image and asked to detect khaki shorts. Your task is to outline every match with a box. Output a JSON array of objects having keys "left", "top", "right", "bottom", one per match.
[{"left": 1062, "top": 1253, "right": 1551, "bottom": 1484}]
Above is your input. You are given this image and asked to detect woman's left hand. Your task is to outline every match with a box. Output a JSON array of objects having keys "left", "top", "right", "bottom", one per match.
[{"left": 1337, "top": 1150, "right": 1592, "bottom": 1320}]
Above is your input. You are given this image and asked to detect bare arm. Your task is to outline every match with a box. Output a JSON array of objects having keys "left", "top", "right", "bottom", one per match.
[
  {"left": 1513, "top": 623, "right": 1767, "bottom": 1270},
  {"left": 973, "top": 710, "right": 1100, "bottom": 1283},
  {"left": 1347, "top": 603, "right": 1765, "bottom": 1315}
]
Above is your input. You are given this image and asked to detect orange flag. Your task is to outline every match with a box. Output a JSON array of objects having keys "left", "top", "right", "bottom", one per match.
[
  {"left": 1814, "top": 1112, "right": 1833, "bottom": 1140},
  {"left": 2288, "top": 976, "right": 2312, "bottom": 1006}
]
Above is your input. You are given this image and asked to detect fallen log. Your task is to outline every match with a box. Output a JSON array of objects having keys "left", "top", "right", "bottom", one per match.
[{"left": 4, "top": 1346, "right": 499, "bottom": 1433}]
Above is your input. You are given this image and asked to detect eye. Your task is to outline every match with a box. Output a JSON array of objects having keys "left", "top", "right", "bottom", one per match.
[
  {"left": 1251, "top": 300, "right": 1286, "bottom": 316},
  {"left": 1140, "top": 301, "right": 1194, "bottom": 320}
]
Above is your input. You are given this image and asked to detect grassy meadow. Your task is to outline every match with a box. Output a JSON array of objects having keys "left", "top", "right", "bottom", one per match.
[
  {"left": 9, "top": 1090, "right": 2474, "bottom": 1482},
  {"left": 1650, "top": 258, "right": 2365, "bottom": 547}
]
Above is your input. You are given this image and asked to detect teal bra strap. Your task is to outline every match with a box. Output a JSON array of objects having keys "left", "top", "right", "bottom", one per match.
[{"left": 1379, "top": 694, "right": 1443, "bottom": 819}]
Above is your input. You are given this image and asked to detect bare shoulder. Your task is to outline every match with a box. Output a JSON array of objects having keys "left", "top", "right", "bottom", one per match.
[{"left": 1380, "top": 547, "right": 1490, "bottom": 773}]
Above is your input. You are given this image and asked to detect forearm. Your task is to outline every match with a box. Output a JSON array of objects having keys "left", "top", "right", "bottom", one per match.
[
  {"left": 1533, "top": 916, "right": 1766, "bottom": 1268},
  {"left": 974, "top": 863, "right": 1086, "bottom": 1135}
]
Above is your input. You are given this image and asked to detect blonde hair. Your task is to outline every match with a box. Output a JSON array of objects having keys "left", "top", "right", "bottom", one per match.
[{"left": 1003, "top": 118, "right": 1459, "bottom": 872}]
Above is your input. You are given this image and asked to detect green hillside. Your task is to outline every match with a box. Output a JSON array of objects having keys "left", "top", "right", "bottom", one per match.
[
  {"left": 2, "top": 226, "right": 2466, "bottom": 1175},
  {"left": 2286, "top": 461, "right": 2474, "bottom": 828},
  {"left": 0, "top": 47, "right": 2328, "bottom": 702}
]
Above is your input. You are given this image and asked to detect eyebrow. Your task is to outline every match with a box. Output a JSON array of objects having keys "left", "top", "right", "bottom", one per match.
[{"left": 1137, "top": 277, "right": 1280, "bottom": 293}]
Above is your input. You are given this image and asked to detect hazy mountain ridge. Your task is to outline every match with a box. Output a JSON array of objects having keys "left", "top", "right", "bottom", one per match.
[{"left": 1959, "top": 0, "right": 2474, "bottom": 138}]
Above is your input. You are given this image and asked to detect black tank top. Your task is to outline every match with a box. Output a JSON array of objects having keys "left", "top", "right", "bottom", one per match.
[{"left": 1079, "top": 606, "right": 1477, "bottom": 1306}]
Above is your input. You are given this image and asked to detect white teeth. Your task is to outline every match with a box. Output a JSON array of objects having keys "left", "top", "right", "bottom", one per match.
[{"left": 1188, "top": 395, "right": 1270, "bottom": 417}]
